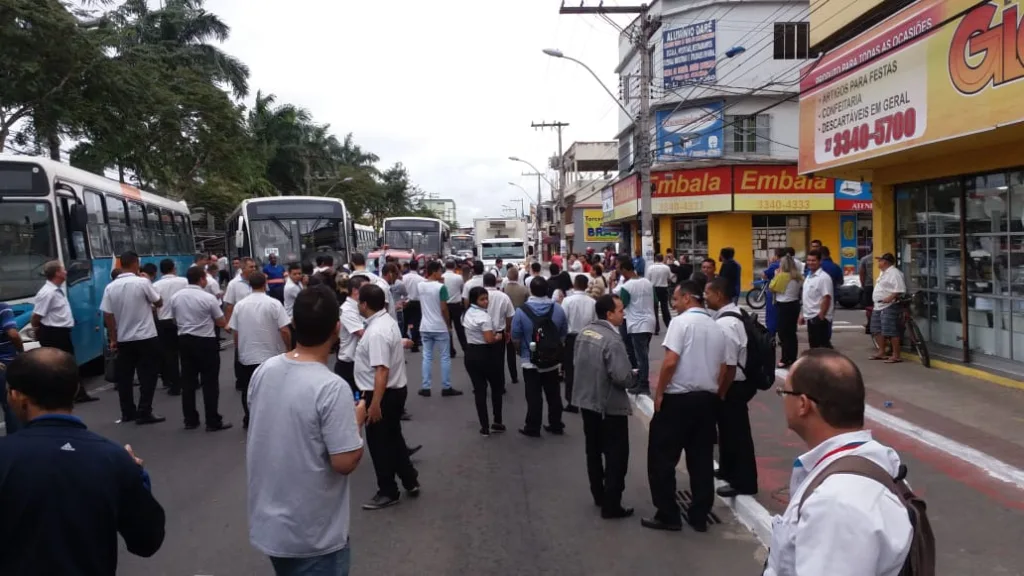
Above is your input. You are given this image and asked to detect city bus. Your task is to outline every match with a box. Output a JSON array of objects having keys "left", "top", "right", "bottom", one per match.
[
  {"left": 0, "top": 154, "right": 196, "bottom": 366},
  {"left": 381, "top": 216, "right": 450, "bottom": 258},
  {"left": 226, "top": 196, "right": 357, "bottom": 268},
  {"left": 354, "top": 223, "right": 377, "bottom": 255},
  {"left": 451, "top": 232, "right": 475, "bottom": 257}
]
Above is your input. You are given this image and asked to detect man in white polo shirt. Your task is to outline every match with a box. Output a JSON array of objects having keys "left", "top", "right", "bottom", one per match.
[
  {"left": 800, "top": 249, "right": 835, "bottom": 349},
  {"left": 350, "top": 253, "right": 395, "bottom": 319},
  {"left": 646, "top": 254, "right": 672, "bottom": 336},
  {"left": 643, "top": 279, "right": 727, "bottom": 533},
  {"left": 401, "top": 259, "right": 425, "bottom": 353},
  {"left": 336, "top": 275, "right": 370, "bottom": 396},
  {"left": 442, "top": 260, "right": 467, "bottom": 358},
  {"left": 152, "top": 259, "right": 188, "bottom": 396},
  {"left": 224, "top": 257, "right": 255, "bottom": 392},
  {"left": 31, "top": 260, "right": 96, "bottom": 403},
  {"left": 482, "top": 272, "right": 514, "bottom": 391},
  {"left": 417, "top": 261, "right": 459, "bottom": 397},
  {"left": 170, "top": 266, "right": 230, "bottom": 431},
  {"left": 100, "top": 250, "right": 166, "bottom": 425}
]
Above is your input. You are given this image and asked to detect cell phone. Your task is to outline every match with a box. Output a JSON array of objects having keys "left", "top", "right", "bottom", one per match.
[{"left": 353, "top": 390, "right": 362, "bottom": 403}]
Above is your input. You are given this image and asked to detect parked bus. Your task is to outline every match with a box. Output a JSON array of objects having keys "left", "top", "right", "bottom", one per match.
[
  {"left": 354, "top": 223, "right": 377, "bottom": 255},
  {"left": 226, "top": 196, "right": 357, "bottom": 268},
  {"left": 0, "top": 154, "right": 195, "bottom": 366},
  {"left": 381, "top": 216, "right": 450, "bottom": 258},
  {"left": 451, "top": 233, "right": 475, "bottom": 257}
]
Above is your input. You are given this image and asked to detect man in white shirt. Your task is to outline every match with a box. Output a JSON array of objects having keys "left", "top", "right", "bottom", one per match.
[
  {"left": 417, "top": 261, "right": 461, "bottom": 397},
  {"left": 337, "top": 275, "right": 370, "bottom": 396},
  {"left": 560, "top": 274, "right": 595, "bottom": 413},
  {"left": 170, "top": 267, "right": 230, "bottom": 431},
  {"left": 224, "top": 257, "right": 255, "bottom": 392},
  {"left": 350, "top": 253, "right": 395, "bottom": 319},
  {"left": 152, "top": 259, "right": 188, "bottom": 396},
  {"left": 229, "top": 272, "right": 291, "bottom": 429},
  {"left": 870, "top": 253, "right": 907, "bottom": 363},
  {"left": 613, "top": 255, "right": 656, "bottom": 394},
  {"left": 646, "top": 254, "right": 673, "bottom": 336},
  {"left": 461, "top": 260, "right": 485, "bottom": 308},
  {"left": 443, "top": 260, "right": 467, "bottom": 358},
  {"left": 524, "top": 261, "right": 542, "bottom": 292},
  {"left": 31, "top": 261, "right": 96, "bottom": 403},
  {"left": 764, "top": 349, "right": 913, "bottom": 576},
  {"left": 643, "top": 279, "right": 727, "bottom": 533},
  {"left": 247, "top": 285, "right": 366, "bottom": 573},
  {"left": 800, "top": 250, "right": 834, "bottom": 349},
  {"left": 313, "top": 254, "right": 334, "bottom": 275},
  {"left": 706, "top": 277, "right": 758, "bottom": 498},
  {"left": 483, "top": 273, "right": 515, "bottom": 390},
  {"left": 100, "top": 250, "right": 166, "bottom": 425},
  {"left": 402, "top": 259, "right": 426, "bottom": 353},
  {"left": 354, "top": 283, "right": 420, "bottom": 510},
  {"left": 283, "top": 263, "right": 304, "bottom": 319}
]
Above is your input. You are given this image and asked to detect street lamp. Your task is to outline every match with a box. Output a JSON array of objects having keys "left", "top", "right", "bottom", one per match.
[
  {"left": 320, "top": 176, "right": 354, "bottom": 197},
  {"left": 508, "top": 182, "right": 537, "bottom": 204},
  {"left": 542, "top": 48, "right": 632, "bottom": 118}
]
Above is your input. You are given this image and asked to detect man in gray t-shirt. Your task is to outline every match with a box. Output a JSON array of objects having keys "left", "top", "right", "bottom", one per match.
[{"left": 246, "top": 286, "right": 365, "bottom": 573}]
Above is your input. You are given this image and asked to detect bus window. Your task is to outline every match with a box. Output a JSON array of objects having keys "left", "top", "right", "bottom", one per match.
[
  {"left": 144, "top": 204, "right": 164, "bottom": 255},
  {"left": 106, "top": 195, "right": 134, "bottom": 255},
  {"left": 128, "top": 201, "right": 150, "bottom": 255},
  {"left": 57, "top": 196, "right": 91, "bottom": 285},
  {"left": 84, "top": 190, "right": 113, "bottom": 257},
  {"left": 160, "top": 209, "right": 178, "bottom": 254},
  {"left": 177, "top": 214, "right": 194, "bottom": 254}
]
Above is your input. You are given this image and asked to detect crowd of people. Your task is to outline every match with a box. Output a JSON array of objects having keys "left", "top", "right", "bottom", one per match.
[{"left": 0, "top": 242, "right": 924, "bottom": 576}]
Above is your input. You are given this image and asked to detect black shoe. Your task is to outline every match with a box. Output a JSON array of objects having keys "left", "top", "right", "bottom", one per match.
[
  {"left": 184, "top": 421, "right": 201, "bottom": 430},
  {"left": 480, "top": 427, "right": 491, "bottom": 436},
  {"left": 74, "top": 393, "right": 99, "bottom": 404},
  {"left": 243, "top": 417, "right": 249, "bottom": 430},
  {"left": 510, "top": 379, "right": 519, "bottom": 384},
  {"left": 602, "top": 507, "right": 635, "bottom": 520},
  {"left": 207, "top": 421, "right": 233, "bottom": 432},
  {"left": 564, "top": 404, "right": 579, "bottom": 414},
  {"left": 406, "top": 485, "right": 421, "bottom": 498},
  {"left": 400, "top": 411, "right": 412, "bottom": 421},
  {"left": 362, "top": 493, "right": 400, "bottom": 510},
  {"left": 716, "top": 486, "right": 757, "bottom": 498},
  {"left": 441, "top": 388, "right": 464, "bottom": 397},
  {"left": 135, "top": 413, "right": 166, "bottom": 425},
  {"left": 641, "top": 516, "right": 682, "bottom": 531},
  {"left": 450, "top": 352, "right": 457, "bottom": 359},
  {"left": 714, "top": 469, "right": 725, "bottom": 480},
  {"left": 119, "top": 414, "right": 136, "bottom": 424},
  {"left": 518, "top": 428, "right": 541, "bottom": 438},
  {"left": 543, "top": 425, "right": 565, "bottom": 435},
  {"left": 491, "top": 423, "right": 506, "bottom": 432},
  {"left": 166, "top": 388, "right": 182, "bottom": 397},
  {"left": 685, "top": 514, "right": 708, "bottom": 533},
  {"left": 407, "top": 444, "right": 423, "bottom": 457},
  {"left": 410, "top": 347, "right": 420, "bottom": 353},
  {"left": 418, "top": 389, "right": 431, "bottom": 397}
]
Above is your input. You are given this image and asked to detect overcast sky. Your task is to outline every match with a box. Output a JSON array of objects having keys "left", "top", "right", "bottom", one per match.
[{"left": 205, "top": 0, "right": 627, "bottom": 225}]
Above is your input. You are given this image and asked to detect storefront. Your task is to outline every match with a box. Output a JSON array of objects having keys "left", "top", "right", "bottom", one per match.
[{"left": 798, "top": 0, "right": 1024, "bottom": 368}]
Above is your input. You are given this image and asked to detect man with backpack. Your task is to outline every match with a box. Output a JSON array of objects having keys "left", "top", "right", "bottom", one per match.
[
  {"left": 511, "top": 277, "right": 568, "bottom": 438},
  {"left": 705, "top": 278, "right": 759, "bottom": 498},
  {"left": 764, "top": 348, "right": 931, "bottom": 576}
]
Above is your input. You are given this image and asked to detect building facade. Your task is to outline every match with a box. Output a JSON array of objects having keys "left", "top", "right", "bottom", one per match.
[
  {"left": 419, "top": 198, "right": 457, "bottom": 224},
  {"left": 800, "top": 0, "right": 1024, "bottom": 369}
]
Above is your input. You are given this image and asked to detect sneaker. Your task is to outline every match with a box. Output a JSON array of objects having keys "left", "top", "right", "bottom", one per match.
[
  {"left": 441, "top": 388, "right": 464, "bottom": 397},
  {"left": 418, "top": 389, "right": 431, "bottom": 397},
  {"left": 362, "top": 493, "right": 401, "bottom": 510}
]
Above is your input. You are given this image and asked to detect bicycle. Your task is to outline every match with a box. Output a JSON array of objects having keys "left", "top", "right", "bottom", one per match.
[
  {"left": 869, "top": 291, "right": 931, "bottom": 368},
  {"left": 746, "top": 278, "right": 768, "bottom": 309}
]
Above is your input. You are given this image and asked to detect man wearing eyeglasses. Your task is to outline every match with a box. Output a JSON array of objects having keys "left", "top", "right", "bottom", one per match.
[
  {"left": 642, "top": 279, "right": 728, "bottom": 533},
  {"left": 765, "top": 349, "right": 913, "bottom": 576}
]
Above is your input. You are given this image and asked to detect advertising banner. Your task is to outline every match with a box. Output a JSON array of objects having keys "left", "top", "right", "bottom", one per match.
[
  {"left": 734, "top": 165, "right": 835, "bottom": 211},
  {"left": 611, "top": 174, "right": 639, "bottom": 220},
  {"left": 799, "top": 0, "right": 1024, "bottom": 174},
  {"left": 835, "top": 180, "right": 873, "bottom": 211},
  {"left": 655, "top": 101, "right": 724, "bottom": 161},
  {"left": 650, "top": 166, "right": 732, "bottom": 214},
  {"left": 584, "top": 209, "right": 621, "bottom": 242},
  {"left": 839, "top": 214, "right": 860, "bottom": 277},
  {"left": 663, "top": 20, "right": 717, "bottom": 89},
  {"left": 601, "top": 186, "right": 614, "bottom": 215}
]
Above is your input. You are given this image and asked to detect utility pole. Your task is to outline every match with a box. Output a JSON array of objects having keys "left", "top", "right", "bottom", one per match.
[
  {"left": 559, "top": 3, "right": 657, "bottom": 265},
  {"left": 531, "top": 121, "right": 569, "bottom": 258},
  {"left": 522, "top": 170, "right": 545, "bottom": 258}
]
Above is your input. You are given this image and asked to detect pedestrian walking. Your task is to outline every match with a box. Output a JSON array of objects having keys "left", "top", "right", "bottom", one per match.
[
  {"left": 417, "top": 260, "right": 459, "bottom": 397},
  {"left": 283, "top": 262, "right": 303, "bottom": 319},
  {"left": 0, "top": 348, "right": 165, "bottom": 574},
  {"left": 401, "top": 259, "right": 425, "bottom": 352},
  {"left": 572, "top": 294, "right": 638, "bottom": 519},
  {"left": 247, "top": 285, "right": 366, "bottom": 575},
  {"left": 646, "top": 254, "right": 672, "bottom": 335},
  {"left": 229, "top": 272, "right": 291, "bottom": 429},
  {"left": 30, "top": 260, "right": 97, "bottom": 403},
  {"left": 560, "top": 274, "right": 595, "bottom": 414},
  {"left": 463, "top": 286, "right": 506, "bottom": 435},
  {"left": 170, "top": 267, "right": 231, "bottom": 431},
  {"left": 643, "top": 280, "right": 727, "bottom": 533},
  {"left": 443, "top": 260, "right": 467, "bottom": 358},
  {"left": 152, "top": 259, "right": 187, "bottom": 397},
  {"left": 0, "top": 301, "right": 25, "bottom": 433},
  {"left": 705, "top": 277, "right": 758, "bottom": 497},
  {"left": 613, "top": 254, "right": 656, "bottom": 394},
  {"left": 800, "top": 250, "right": 835, "bottom": 349},
  {"left": 225, "top": 257, "right": 255, "bottom": 393},
  {"left": 869, "top": 253, "right": 907, "bottom": 363},
  {"left": 354, "top": 283, "right": 420, "bottom": 510},
  {"left": 101, "top": 250, "right": 166, "bottom": 425},
  {"left": 772, "top": 254, "right": 803, "bottom": 367},
  {"left": 511, "top": 276, "right": 568, "bottom": 437},
  {"left": 483, "top": 273, "right": 514, "bottom": 388},
  {"left": 764, "top": 348, "right": 926, "bottom": 576}
]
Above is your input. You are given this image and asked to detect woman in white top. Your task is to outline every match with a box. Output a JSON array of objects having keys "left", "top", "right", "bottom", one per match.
[
  {"left": 462, "top": 286, "right": 505, "bottom": 436},
  {"left": 587, "top": 264, "right": 608, "bottom": 297},
  {"left": 771, "top": 254, "right": 803, "bottom": 367}
]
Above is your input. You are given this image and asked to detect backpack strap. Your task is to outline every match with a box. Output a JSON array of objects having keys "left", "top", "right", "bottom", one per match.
[
  {"left": 717, "top": 311, "right": 747, "bottom": 376},
  {"left": 797, "top": 455, "right": 899, "bottom": 517}
]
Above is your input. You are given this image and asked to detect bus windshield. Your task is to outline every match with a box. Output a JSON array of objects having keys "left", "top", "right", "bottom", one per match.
[
  {"left": 451, "top": 236, "right": 474, "bottom": 254},
  {"left": 249, "top": 216, "right": 344, "bottom": 266},
  {"left": 0, "top": 201, "right": 57, "bottom": 301},
  {"left": 481, "top": 242, "right": 525, "bottom": 260}
]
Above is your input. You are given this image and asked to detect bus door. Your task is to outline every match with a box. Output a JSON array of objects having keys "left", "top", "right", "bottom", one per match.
[{"left": 55, "top": 185, "right": 101, "bottom": 365}]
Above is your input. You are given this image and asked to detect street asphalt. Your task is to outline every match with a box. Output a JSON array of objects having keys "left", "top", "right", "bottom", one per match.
[{"left": 64, "top": 341, "right": 765, "bottom": 576}]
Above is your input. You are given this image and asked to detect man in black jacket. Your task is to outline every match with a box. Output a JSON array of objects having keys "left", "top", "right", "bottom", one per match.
[
  {"left": 718, "top": 247, "right": 742, "bottom": 303},
  {"left": 0, "top": 348, "right": 165, "bottom": 575}
]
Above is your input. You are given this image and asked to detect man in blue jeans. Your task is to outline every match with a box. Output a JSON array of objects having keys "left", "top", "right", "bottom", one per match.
[
  {"left": 416, "top": 261, "right": 462, "bottom": 397},
  {"left": 0, "top": 301, "right": 25, "bottom": 434}
]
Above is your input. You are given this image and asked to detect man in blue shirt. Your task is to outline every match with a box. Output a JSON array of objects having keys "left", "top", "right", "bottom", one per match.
[
  {"left": 262, "top": 253, "right": 286, "bottom": 303},
  {"left": 0, "top": 348, "right": 165, "bottom": 574},
  {"left": 511, "top": 277, "right": 569, "bottom": 438},
  {"left": 631, "top": 249, "right": 646, "bottom": 278},
  {"left": 819, "top": 246, "right": 844, "bottom": 293},
  {"left": 0, "top": 302, "right": 24, "bottom": 434}
]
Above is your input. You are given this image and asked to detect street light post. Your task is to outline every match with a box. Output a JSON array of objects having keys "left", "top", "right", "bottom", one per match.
[
  {"left": 509, "top": 158, "right": 554, "bottom": 259},
  {"left": 320, "top": 176, "right": 354, "bottom": 197}
]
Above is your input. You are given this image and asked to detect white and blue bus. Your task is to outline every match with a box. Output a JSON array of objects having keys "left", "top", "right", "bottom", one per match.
[
  {"left": 381, "top": 216, "right": 450, "bottom": 258},
  {"left": 226, "top": 196, "right": 359, "bottom": 268},
  {"left": 354, "top": 223, "right": 377, "bottom": 255},
  {"left": 0, "top": 154, "right": 195, "bottom": 366}
]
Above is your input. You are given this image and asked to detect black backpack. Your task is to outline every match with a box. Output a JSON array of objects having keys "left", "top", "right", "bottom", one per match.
[
  {"left": 720, "top": 310, "right": 776, "bottom": 391},
  {"left": 521, "top": 306, "right": 564, "bottom": 370}
]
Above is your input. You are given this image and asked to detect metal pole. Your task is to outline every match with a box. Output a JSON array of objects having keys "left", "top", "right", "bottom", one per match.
[
  {"left": 556, "top": 128, "right": 565, "bottom": 259},
  {"left": 537, "top": 173, "right": 543, "bottom": 259},
  {"left": 637, "top": 5, "right": 654, "bottom": 266}
]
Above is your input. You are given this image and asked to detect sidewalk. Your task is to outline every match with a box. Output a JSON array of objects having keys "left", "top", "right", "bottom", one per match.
[{"left": 645, "top": 330, "right": 1024, "bottom": 576}]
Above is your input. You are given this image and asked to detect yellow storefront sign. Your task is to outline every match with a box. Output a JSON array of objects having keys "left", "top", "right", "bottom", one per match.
[
  {"left": 583, "top": 209, "right": 620, "bottom": 242},
  {"left": 798, "top": 0, "right": 1024, "bottom": 174}
]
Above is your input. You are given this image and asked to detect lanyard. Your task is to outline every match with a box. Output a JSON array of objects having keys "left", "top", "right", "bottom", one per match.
[
  {"left": 684, "top": 308, "right": 709, "bottom": 317},
  {"left": 814, "top": 440, "right": 866, "bottom": 468}
]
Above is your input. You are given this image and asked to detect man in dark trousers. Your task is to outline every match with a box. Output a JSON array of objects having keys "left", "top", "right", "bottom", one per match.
[
  {"left": 572, "top": 294, "right": 638, "bottom": 519},
  {"left": 31, "top": 260, "right": 97, "bottom": 403},
  {"left": 0, "top": 348, "right": 165, "bottom": 574},
  {"left": 152, "top": 259, "right": 187, "bottom": 396},
  {"left": 718, "top": 247, "right": 742, "bottom": 303}
]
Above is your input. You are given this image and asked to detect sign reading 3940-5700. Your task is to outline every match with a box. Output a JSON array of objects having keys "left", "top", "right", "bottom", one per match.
[{"left": 799, "top": 0, "right": 1024, "bottom": 173}]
